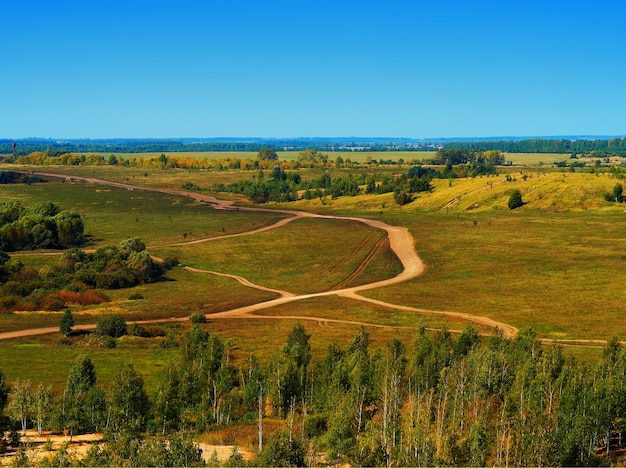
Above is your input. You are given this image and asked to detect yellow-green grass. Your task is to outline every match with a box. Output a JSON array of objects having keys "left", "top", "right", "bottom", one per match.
[
  {"left": 100, "top": 267, "right": 279, "bottom": 320},
  {"left": 249, "top": 295, "right": 493, "bottom": 334},
  {"left": 0, "top": 267, "right": 278, "bottom": 333},
  {"left": 505, "top": 152, "right": 569, "bottom": 165},
  {"left": 339, "top": 238, "right": 403, "bottom": 288},
  {"left": 0, "top": 178, "right": 288, "bottom": 246},
  {"left": 282, "top": 171, "right": 621, "bottom": 213},
  {"left": 0, "top": 332, "right": 181, "bottom": 392},
  {"left": 153, "top": 217, "right": 393, "bottom": 295},
  {"left": 359, "top": 209, "right": 626, "bottom": 342}
]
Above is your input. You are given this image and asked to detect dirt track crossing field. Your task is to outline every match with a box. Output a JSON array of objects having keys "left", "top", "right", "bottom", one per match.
[{"left": 0, "top": 171, "right": 566, "bottom": 344}]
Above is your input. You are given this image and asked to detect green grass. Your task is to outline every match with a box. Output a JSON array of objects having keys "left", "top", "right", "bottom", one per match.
[
  {"left": 153, "top": 217, "right": 393, "bottom": 294},
  {"left": 3, "top": 162, "right": 626, "bottom": 389},
  {"left": 0, "top": 332, "right": 180, "bottom": 392},
  {"left": 360, "top": 210, "right": 626, "bottom": 342},
  {"left": 0, "top": 266, "right": 279, "bottom": 333},
  {"left": 251, "top": 295, "right": 490, "bottom": 333},
  {"left": 0, "top": 178, "right": 288, "bottom": 246}
]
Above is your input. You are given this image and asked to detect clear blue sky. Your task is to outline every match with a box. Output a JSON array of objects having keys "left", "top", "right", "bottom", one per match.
[{"left": 2, "top": 0, "right": 625, "bottom": 139}]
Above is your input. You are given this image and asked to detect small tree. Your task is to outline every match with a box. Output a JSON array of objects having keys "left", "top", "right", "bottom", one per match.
[
  {"left": 257, "top": 148, "right": 278, "bottom": 161},
  {"left": 604, "top": 183, "right": 624, "bottom": 202},
  {"left": 60, "top": 309, "right": 74, "bottom": 337},
  {"left": 508, "top": 189, "right": 523, "bottom": 209}
]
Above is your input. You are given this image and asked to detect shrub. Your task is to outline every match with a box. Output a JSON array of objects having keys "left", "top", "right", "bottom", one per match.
[
  {"left": 95, "top": 314, "right": 127, "bottom": 338},
  {"left": 393, "top": 189, "right": 413, "bottom": 206},
  {"left": 128, "top": 293, "right": 144, "bottom": 300},
  {"left": 127, "top": 323, "right": 148, "bottom": 338},
  {"left": 41, "top": 294, "right": 66, "bottom": 311},
  {"left": 508, "top": 189, "right": 524, "bottom": 209},
  {"left": 189, "top": 312, "right": 207, "bottom": 324}
]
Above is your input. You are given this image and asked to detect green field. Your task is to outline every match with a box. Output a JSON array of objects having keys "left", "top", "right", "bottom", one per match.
[{"left": 1, "top": 162, "right": 625, "bottom": 390}]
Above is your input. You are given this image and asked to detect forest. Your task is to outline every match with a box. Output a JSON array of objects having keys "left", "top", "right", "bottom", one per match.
[{"left": 2, "top": 323, "right": 626, "bottom": 466}]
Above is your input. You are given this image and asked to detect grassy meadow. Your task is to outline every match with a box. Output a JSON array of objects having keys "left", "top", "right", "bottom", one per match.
[
  {"left": 1, "top": 161, "right": 625, "bottom": 389},
  {"left": 153, "top": 217, "right": 397, "bottom": 294}
]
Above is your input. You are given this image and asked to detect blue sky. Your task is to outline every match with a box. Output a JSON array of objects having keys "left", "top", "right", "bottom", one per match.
[{"left": 2, "top": 0, "right": 625, "bottom": 139}]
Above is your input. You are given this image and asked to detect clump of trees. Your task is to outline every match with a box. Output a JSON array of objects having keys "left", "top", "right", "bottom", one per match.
[
  {"left": 4, "top": 324, "right": 626, "bottom": 465},
  {"left": 0, "top": 201, "right": 85, "bottom": 251},
  {"left": 0, "top": 237, "right": 172, "bottom": 312},
  {"left": 214, "top": 165, "right": 436, "bottom": 205}
]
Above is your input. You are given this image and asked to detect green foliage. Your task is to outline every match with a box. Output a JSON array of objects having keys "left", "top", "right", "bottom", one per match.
[
  {"left": 189, "top": 312, "right": 207, "bottom": 324},
  {"left": 59, "top": 309, "right": 74, "bottom": 337},
  {"left": 0, "top": 171, "right": 45, "bottom": 185},
  {"left": 257, "top": 431, "right": 305, "bottom": 467},
  {"left": 445, "top": 137, "right": 626, "bottom": 157},
  {"left": 604, "top": 183, "right": 624, "bottom": 202},
  {"left": 127, "top": 323, "right": 148, "bottom": 337},
  {"left": 393, "top": 189, "right": 413, "bottom": 206},
  {"left": 0, "top": 201, "right": 85, "bottom": 251},
  {"left": 95, "top": 314, "right": 127, "bottom": 338},
  {"left": 0, "top": 237, "right": 170, "bottom": 313},
  {"left": 107, "top": 363, "right": 149, "bottom": 435},
  {"left": 508, "top": 189, "right": 524, "bottom": 209},
  {"left": 257, "top": 148, "right": 278, "bottom": 161},
  {"left": 61, "top": 355, "right": 106, "bottom": 434}
]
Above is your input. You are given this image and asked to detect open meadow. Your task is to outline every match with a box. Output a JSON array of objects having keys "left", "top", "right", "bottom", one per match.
[{"left": 0, "top": 161, "right": 623, "bottom": 388}]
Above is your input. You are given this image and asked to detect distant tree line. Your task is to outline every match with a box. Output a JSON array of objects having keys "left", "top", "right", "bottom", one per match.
[
  {"left": 4, "top": 324, "right": 626, "bottom": 465},
  {"left": 12, "top": 149, "right": 411, "bottom": 171},
  {"left": 0, "top": 138, "right": 438, "bottom": 157},
  {"left": 212, "top": 151, "right": 505, "bottom": 205},
  {"left": 0, "top": 237, "right": 174, "bottom": 312},
  {"left": 444, "top": 138, "right": 626, "bottom": 156}
]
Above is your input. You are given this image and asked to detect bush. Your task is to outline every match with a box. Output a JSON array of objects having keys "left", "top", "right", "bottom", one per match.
[
  {"left": 257, "top": 431, "right": 305, "bottom": 467},
  {"left": 189, "top": 312, "right": 206, "bottom": 324},
  {"left": 127, "top": 323, "right": 148, "bottom": 338},
  {"left": 508, "top": 189, "right": 524, "bottom": 210},
  {"left": 128, "top": 293, "right": 144, "bottom": 300},
  {"left": 393, "top": 189, "right": 413, "bottom": 206},
  {"left": 95, "top": 314, "right": 127, "bottom": 338}
]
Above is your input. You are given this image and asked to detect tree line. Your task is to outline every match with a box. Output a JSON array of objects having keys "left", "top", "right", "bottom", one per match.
[
  {"left": 3, "top": 323, "right": 626, "bottom": 466},
  {"left": 444, "top": 138, "right": 626, "bottom": 157},
  {"left": 0, "top": 139, "right": 438, "bottom": 157}
]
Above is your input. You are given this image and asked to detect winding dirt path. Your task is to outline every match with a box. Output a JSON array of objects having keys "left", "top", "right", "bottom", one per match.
[{"left": 1, "top": 171, "right": 521, "bottom": 341}]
